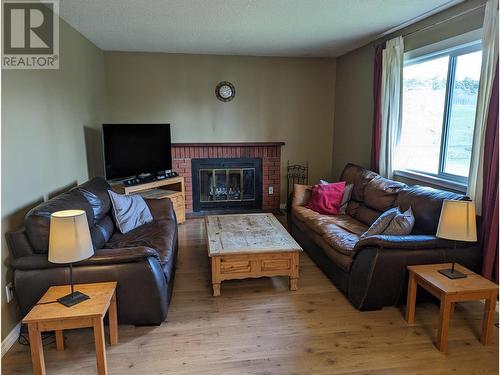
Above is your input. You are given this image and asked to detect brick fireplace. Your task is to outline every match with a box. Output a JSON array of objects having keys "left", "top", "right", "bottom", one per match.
[{"left": 171, "top": 142, "right": 284, "bottom": 212}]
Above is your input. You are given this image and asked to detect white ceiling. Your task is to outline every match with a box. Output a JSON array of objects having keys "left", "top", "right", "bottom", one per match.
[{"left": 59, "top": 0, "right": 463, "bottom": 57}]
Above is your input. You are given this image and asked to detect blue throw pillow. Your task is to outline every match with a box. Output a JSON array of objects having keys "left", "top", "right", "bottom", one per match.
[
  {"left": 383, "top": 207, "right": 415, "bottom": 235},
  {"left": 108, "top": 190, "right": 153, "bottom": 234},
  {"left": 360, "top": 207, "right": 399, "bottom": 238}
]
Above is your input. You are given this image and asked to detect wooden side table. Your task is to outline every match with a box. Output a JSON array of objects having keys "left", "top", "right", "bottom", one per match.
[
  {"left": 406, "top": 264, "right": 498, "bottom": 352},
  {"left": 22, "top": 282, "right": 118, "bottom": 375}
]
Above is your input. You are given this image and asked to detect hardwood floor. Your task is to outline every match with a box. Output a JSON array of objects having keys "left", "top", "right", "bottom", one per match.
[{"left": 3, "top": 218, "right": 498, "bottom": 374}]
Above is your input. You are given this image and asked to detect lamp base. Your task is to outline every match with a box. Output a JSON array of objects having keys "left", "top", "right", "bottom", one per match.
[
  {"left": 438, "top": 268, "right": 467, "bottom": 279},
  {"left": 57, "top": 291, "right": 90, "bottom": 307}
]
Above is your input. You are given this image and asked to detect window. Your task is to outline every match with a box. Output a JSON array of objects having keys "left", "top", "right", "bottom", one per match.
[{"left": 396, "top": 42, "right": 482, "bottom": 188}]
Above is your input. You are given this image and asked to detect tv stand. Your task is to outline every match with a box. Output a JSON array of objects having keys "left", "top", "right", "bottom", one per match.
[
  {"left": 123, "top": 171, "right": 179, "bottom": 187},
  {"left": 112, "top": 176, "right": 185, "bottom": 223}
]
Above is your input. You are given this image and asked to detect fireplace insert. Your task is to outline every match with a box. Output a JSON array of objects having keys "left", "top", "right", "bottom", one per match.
[{"left": 192, "top": 158, "right": 262, "bottom": 211}]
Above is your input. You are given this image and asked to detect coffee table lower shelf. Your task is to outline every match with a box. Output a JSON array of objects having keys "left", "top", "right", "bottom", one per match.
[{"left": 210, "top": 251, "right": 300, "bottom": 296}]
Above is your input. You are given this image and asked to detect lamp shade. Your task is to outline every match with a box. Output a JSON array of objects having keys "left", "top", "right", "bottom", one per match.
[
  {"left": 436, "top": 200, "right": 477, "bottom": 242},
  {"left": 48, "top": 210, "right": 94, "bottom": 264}
]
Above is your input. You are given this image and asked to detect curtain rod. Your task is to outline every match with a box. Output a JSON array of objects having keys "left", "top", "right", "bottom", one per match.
[
  {"left": 402, "top": 3, "right": 486, "bottom": 39},
  {"left": 373, "top": 1, "right": 486, "bottom": 46}
]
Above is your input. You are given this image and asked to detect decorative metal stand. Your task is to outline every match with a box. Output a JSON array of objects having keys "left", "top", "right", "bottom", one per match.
[
  {"left": 286, "top": 161, "right": 309, "bottom": 199},
  {"left": 286, "top": 161, "right": 309, "bottom": 225}
]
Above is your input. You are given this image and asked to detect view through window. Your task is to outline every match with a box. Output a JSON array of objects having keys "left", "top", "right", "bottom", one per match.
[{"left": 397, "top": 43, "right": 482, "bottom": 184}]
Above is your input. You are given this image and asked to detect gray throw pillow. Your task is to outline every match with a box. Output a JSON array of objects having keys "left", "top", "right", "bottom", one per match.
[
  {"left": 339, "top": 184, "right": 353, "bottom": 214},
  {"left": 319, "top": 180, "right": 353, "bottom": 215},
  {"left": 361, "top": 207, "right": 399, "bottom": 238},
  {"left": 108, "top": 190, "right": 153, "bottom": 234},
  {"left": 383, "top": 207, "right": 415, "bottom": 235}
]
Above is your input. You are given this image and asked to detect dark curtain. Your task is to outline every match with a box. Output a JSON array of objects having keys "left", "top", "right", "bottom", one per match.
[
  {"left": 371, "top": 43, "right": 385, "bottom": 173},
  {"left": 481, "top": 61, "right": 499, "bottom": 283}
]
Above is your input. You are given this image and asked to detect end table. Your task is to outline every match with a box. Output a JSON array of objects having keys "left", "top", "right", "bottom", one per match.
[
  {"left": 406, "top": 263, "right": 498, "bottom": 352},
  {"left": 22, "top": 282, "right": 118, "bottom": 375}
]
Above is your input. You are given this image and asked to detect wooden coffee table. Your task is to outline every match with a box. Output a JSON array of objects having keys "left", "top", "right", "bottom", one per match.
[
  {"left": 206, "top": 213, "right": 302, "bottom": 296},
  {"left": 22, "top": 282, "right": 118, "bottom": 375},
  {"left": 406, "top": 264, "right": 498, "bottom": 352}
]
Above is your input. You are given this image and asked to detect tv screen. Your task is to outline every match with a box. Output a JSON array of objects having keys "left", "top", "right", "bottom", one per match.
[{"left": 102, "top": 124, "right": 172, "bottom": 180}]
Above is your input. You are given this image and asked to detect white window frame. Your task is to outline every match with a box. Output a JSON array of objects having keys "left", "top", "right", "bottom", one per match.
[{"left": 395, "top": 37, "right": 482, "bottom": 192}]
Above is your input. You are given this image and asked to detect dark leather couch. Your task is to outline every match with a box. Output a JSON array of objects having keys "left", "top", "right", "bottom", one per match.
[
  {"left": 6, "top": 177, "right": 178, "bottom": 325},
  {"left": 290, "top": 163, "right": 481, "bottom": 310}
]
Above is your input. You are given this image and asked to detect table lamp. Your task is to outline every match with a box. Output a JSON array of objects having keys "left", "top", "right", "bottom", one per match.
[
  {"left": 48, "top": 210, "right": 94, "bottom": 307},
  {"left": 436, "top": 199, "right": 477, "bottom": 279}
]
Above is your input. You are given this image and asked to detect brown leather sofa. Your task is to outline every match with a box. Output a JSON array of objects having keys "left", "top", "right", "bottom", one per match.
[
  {"left": 6, "top": 177, "right": 177, "bottom": 325},
  {"left": 290, "top": 163, "right": 481, "bottom": 310}
]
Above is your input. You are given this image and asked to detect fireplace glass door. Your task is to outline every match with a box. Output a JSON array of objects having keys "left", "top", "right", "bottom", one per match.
[
  {"left": 199, "top": 168, "right": 255, "bottom": 203},
  {"left": 192, "top": 157, "right": 262, "bottom": 211}
]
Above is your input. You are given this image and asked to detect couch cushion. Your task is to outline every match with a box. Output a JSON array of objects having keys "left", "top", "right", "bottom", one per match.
[
  {"left": 311, "top": 215, "right": 368, "bottom": 236},
  {"left": 105, "top": 217, "right": 176, "bottom": 265},
  {"left": 310, "top": 230, "right": 354, "bottom": 272},
  {"left": 25, "top": 189, "right": 94, "bottom": 254},
  {"left": 320, "top": 223, "right": 361, "bottom": 256},
  {"left": 346, "top": 201, "right": 381, "bottom": 226},
  {"left": 340, "top": 163, "right": 378, "bottom": 202},
  {"left": 364, "top": 176, "right": 406, "bottom": 211},
  {"left": 292, "top": 206, "right": 363, "bottom": 256},
  {"left": 77, "top": 177, "right": 112, "bottom": 223},
  {"left": 292, "top": 206, "right": 368, "bottom": 236},
  {"left": 395, "top": 186, "right": 465, "bottom": 235},
  {"left": 293, "top": 218, "right": 353, "bottom": 272},
  {"left": 90, "top": 215, "right": 114, "bottom": 250},
  {"left": 292, "top": 184, "right": 312, "bottom": 207},
  {"left": 291, "top": 205, "right": 323, "bottom": 225}
]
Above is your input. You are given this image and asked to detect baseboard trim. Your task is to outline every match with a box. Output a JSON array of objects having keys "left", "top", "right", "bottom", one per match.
[{"left": 1, "top": 323, "right": 20, "bottom": 357}]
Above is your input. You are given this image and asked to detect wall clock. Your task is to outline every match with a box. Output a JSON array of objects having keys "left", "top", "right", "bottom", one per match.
[{"left": 215, "top": 81, "right": 235, "bottom": 102}]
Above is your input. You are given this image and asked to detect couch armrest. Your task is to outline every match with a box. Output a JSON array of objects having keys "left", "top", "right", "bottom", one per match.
[
  {"left": 291, "top": 184, "right": 312, "bottom": 207},
  {"left": 353, "top": 234, "right": 469, "bottom": 252},
  {"left": 11, "top": 246, "right": 160, "bottom": 270},
  {"left": 348, "top": 242, "right": 481, "bottom": 310},
  {"left": 5, "top": 228, "right": 34, "bottom": 258},
  {"left": 145, "top": 198, "right": 177, "bottom": 221},
  {"left": 86, "top": 246, "right": 160, "bottom": 265}
]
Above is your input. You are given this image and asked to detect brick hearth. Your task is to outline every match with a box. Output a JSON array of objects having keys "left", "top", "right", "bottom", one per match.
[{"left": 171, "top": 142, "right": 284, "bottom": 212}]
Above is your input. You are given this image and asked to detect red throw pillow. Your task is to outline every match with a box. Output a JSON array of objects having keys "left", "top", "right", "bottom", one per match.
[{"left": 306, "top": 181, "right": 346, "bottom": 215}]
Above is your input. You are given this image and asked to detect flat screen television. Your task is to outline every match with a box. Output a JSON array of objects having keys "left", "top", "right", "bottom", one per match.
[{"left": 102, "top": 124, "right": 172, "bottom": 181}]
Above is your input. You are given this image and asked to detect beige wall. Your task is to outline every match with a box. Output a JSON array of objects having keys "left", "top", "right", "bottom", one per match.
[
  {"left": 1, "top": 19, "right": 106, "bottom": 340},
  {"left": 332, "top": 0, "right": 486, "bottom": 180},
  {"left": 104, "top": 52, "right": 336, "bottom": 199},
  {"left": 331, "top": 44, "right": 375, "bottom": 179}
]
